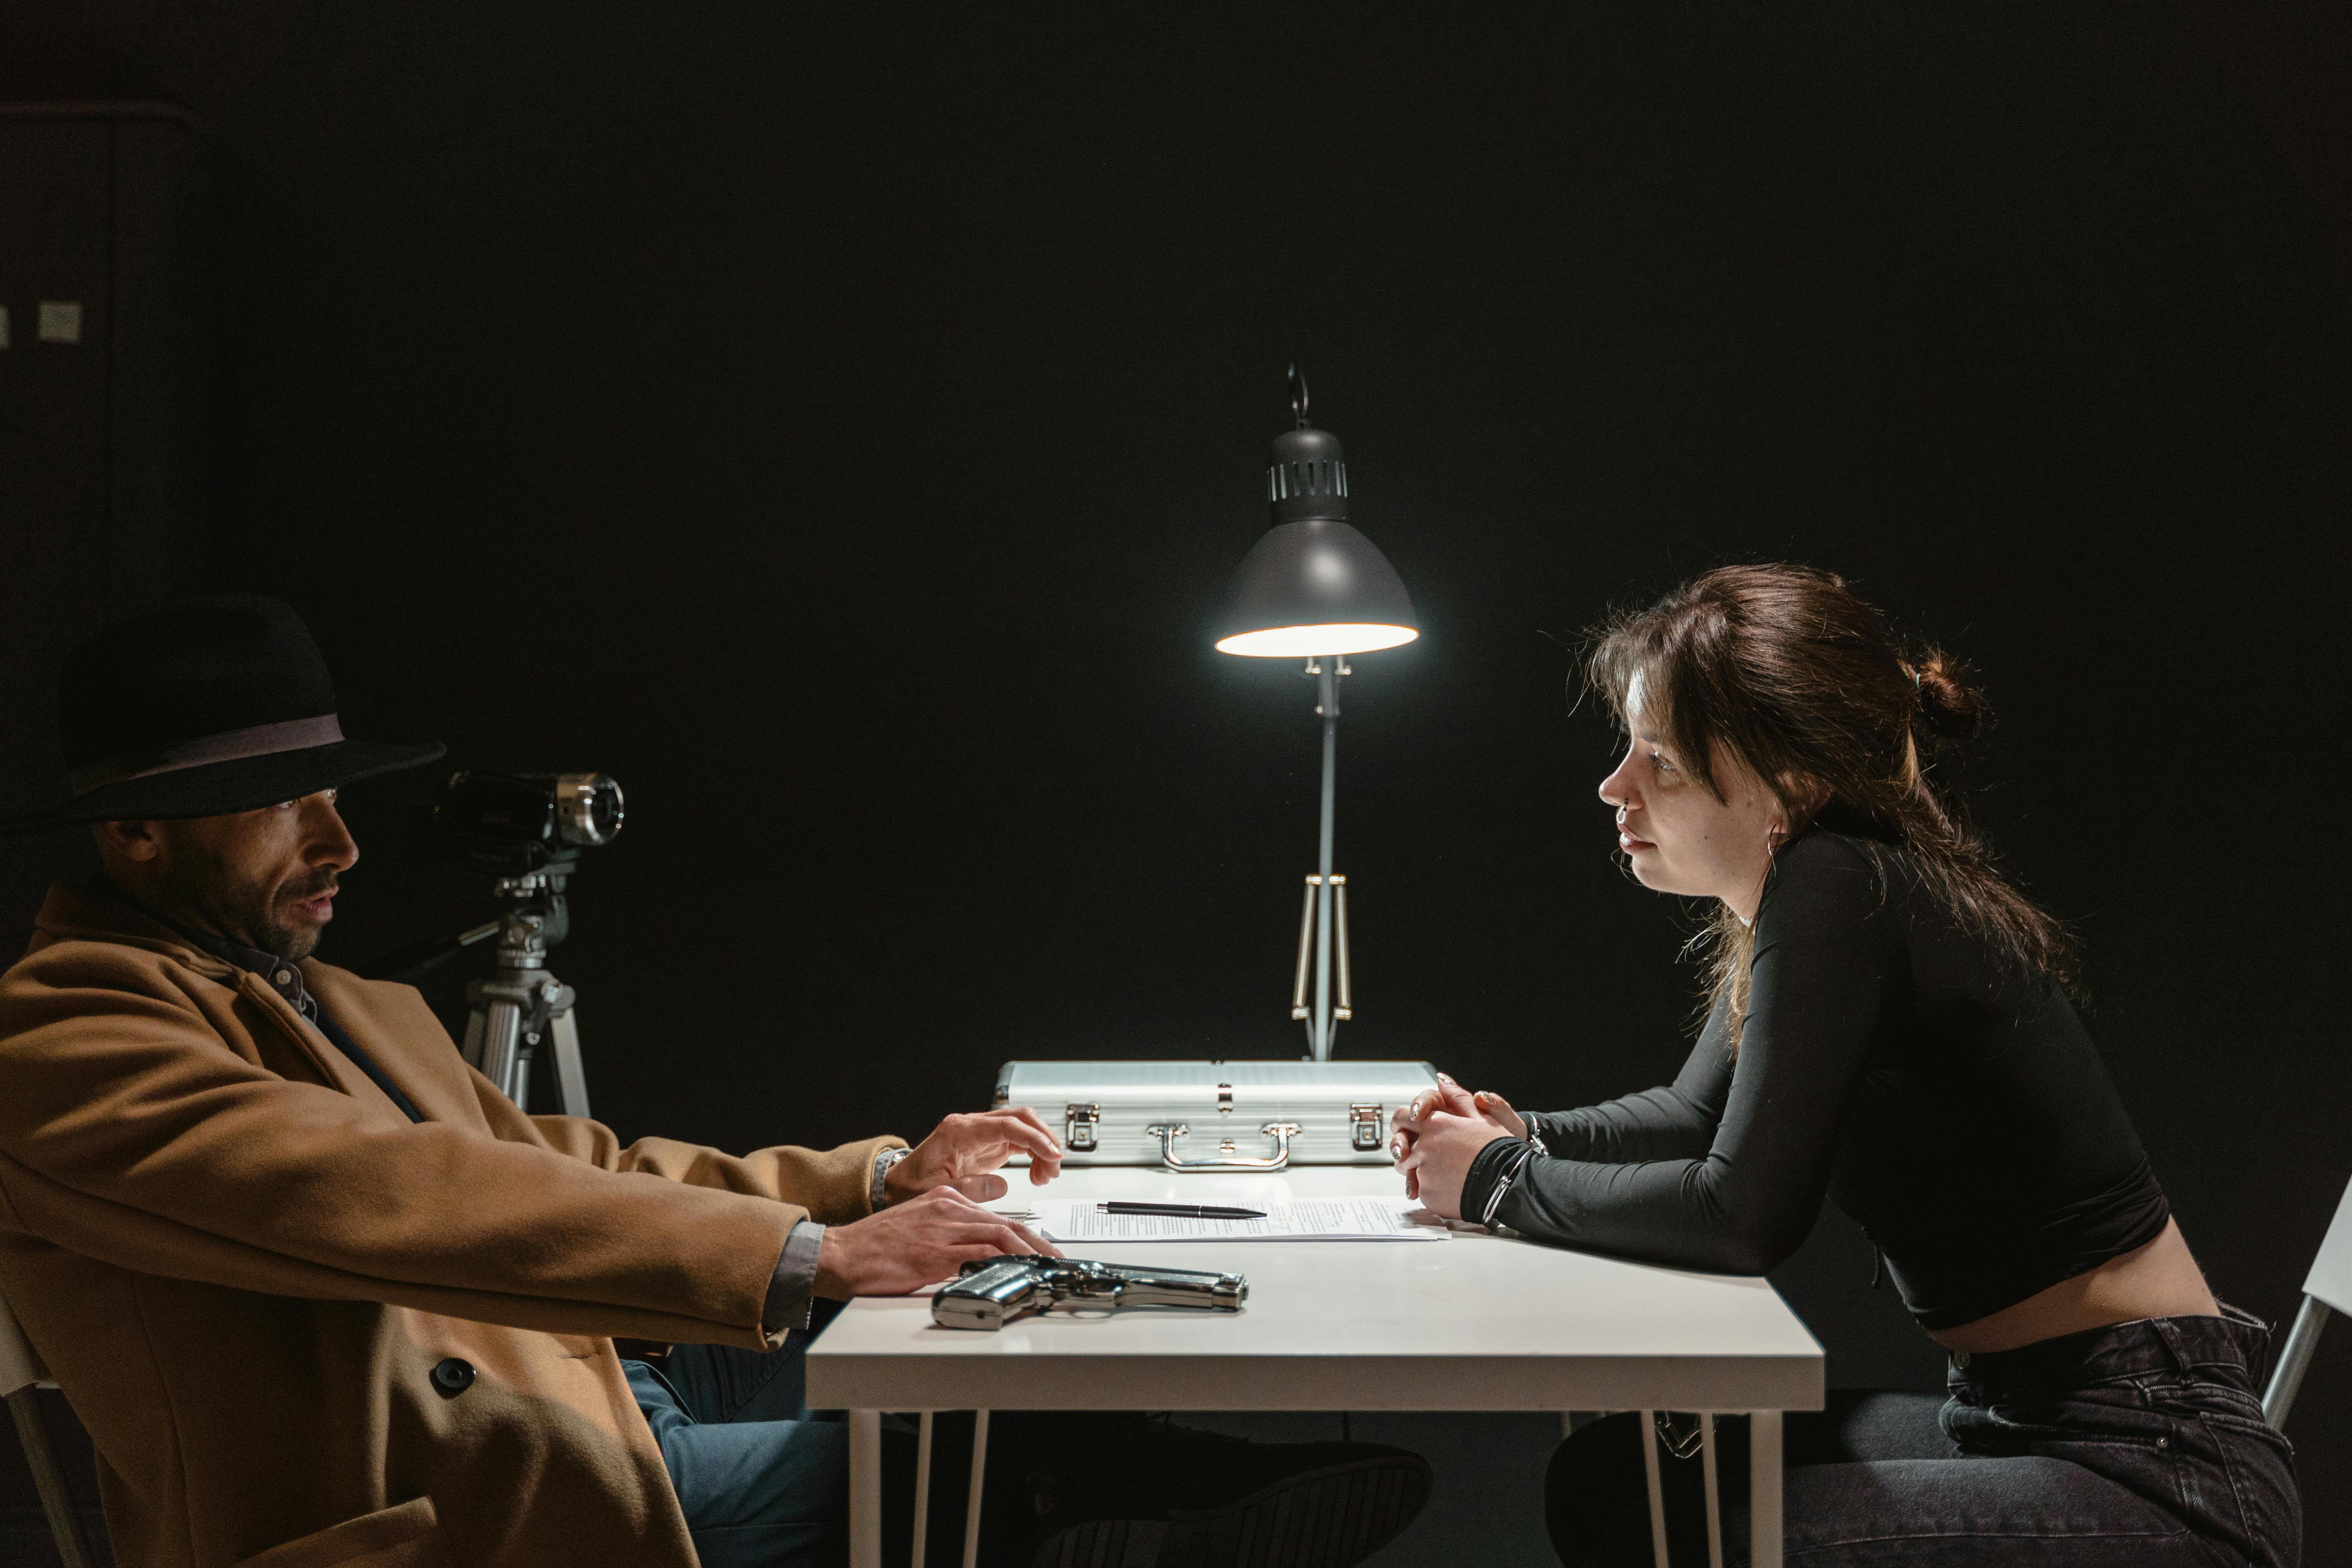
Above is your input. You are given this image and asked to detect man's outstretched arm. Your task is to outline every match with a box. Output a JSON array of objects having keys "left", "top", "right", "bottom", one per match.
[
  {"left": 0, "top": 948, "right": 986, "bottom": 1348},
  {"left": 516, "top": 1102, "right": 1067, "bottom": 1327}
]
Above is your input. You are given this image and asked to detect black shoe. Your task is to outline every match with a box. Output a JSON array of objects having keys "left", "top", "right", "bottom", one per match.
[{"left": 1001, "top": 1417, "right": 1432, "bottom": 1568}]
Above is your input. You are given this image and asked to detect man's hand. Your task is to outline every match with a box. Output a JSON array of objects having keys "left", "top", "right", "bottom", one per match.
[
  {"left": 1391, "top": 1073, "right": 1518, "bottom": 1220},
  {"left": 814, "top": 1187, "right": 1064, "bottom": 1298},
  {"left": 884, "top": 1107, "right": 1064, "bottom": 1204}
]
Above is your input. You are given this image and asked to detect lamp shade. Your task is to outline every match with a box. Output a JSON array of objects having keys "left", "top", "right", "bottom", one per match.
[{"left": 1214, "top": 423, "right": 1420, "bottom": 658}]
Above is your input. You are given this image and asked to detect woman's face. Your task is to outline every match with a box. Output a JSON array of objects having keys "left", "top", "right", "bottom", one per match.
[{"left": 1596, "top": 677, "right": 1787, "bottom": 921}]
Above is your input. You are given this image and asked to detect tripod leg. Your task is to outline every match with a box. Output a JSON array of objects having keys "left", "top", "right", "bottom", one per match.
[
  {"left": 478, "top": 1000, "right": 525, "bottom": 1106},
  {"left": 550, "top": 1007, "right": 592, "bottom": 1120},
  {"left": 461, "top": 1007, "right": 487, "bottom": 1071}
]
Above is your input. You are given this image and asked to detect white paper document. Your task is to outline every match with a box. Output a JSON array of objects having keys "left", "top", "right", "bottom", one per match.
[{"left": 1029, "top": 1197, "right": 1449, "bottom": 1243}]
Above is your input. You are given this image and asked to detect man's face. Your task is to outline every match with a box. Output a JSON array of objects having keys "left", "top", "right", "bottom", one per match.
[{"left": 101, "top": 792, "right": 360, "bottom": 961}]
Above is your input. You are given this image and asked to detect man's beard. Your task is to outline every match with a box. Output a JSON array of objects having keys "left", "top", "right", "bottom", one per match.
[{"left": 163, "top": 832, "right": 338, "bottom": 962}]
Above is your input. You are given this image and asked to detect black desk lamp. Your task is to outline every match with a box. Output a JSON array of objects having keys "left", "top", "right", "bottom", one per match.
[{"left": 1214, "top": 369, "right": 1419, "bottom": 1060}]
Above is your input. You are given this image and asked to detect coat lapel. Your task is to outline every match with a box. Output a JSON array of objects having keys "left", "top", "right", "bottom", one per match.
[
  {"left": 302, "top": 964, "right": 496, "bottom": 1128},
  {"left": 27, "top": 882, "right": 471, "bottom": 1128},
  {"left": 31, "top": 883, "right": 366, "bottom": 1100},
  {"left": 231, "top": 971, "right": 406, "bottom": 1114}
]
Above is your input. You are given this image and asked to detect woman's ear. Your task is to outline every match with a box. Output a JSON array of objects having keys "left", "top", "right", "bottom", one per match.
[{"left": 1777, "top": 773, "right": 1831, "bottom": 824}]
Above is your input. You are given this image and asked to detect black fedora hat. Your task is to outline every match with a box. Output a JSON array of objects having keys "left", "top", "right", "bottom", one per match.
[{"left": 0, "top": 595, "right": 446, "bottom": 834}]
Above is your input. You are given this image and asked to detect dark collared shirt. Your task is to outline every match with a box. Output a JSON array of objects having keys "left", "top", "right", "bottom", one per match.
[{"left": 95, "top": 879, "right": 424, "bottom": 1123}]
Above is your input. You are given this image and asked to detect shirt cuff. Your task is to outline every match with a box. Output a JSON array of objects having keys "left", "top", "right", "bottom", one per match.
[
  {"left": 1458, "top": 1135, "right": 1534, "bottom": 1229},
  {"left": 870, "top": 1146, "right": 912, "bottom": 1209},
  {"left": 761, "top": 1220, "right": 827, "bottom": 1335}
]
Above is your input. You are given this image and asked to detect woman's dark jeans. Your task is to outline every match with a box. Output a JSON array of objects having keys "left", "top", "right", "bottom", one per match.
[{"left": 1547, "top": 1305, "right": 2299, "bottom": 1566}]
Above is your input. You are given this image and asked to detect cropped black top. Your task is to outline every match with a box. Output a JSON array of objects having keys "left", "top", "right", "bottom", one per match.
[{"left": 1459, "top": 829, "right": 2170, "bottom": 1331}]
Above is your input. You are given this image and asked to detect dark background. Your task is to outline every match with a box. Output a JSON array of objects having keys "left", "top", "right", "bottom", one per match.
[{"left": 2, "top": 4, "right": 2347, "bottom": 1563}]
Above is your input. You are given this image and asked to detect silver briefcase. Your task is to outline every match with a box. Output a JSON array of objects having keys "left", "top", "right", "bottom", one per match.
[{"left": 993, "top": 1060, "right": 1440, "bottom": 1170}]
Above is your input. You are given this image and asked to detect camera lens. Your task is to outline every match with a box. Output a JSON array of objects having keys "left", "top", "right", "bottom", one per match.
[{"left": 553, "top": 774, "right": 625, "bottom": 846}]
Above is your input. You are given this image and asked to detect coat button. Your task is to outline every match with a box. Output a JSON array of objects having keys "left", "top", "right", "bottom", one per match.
[{"left": 431, "top": 1357, "right": 476, "bottom": 1397}]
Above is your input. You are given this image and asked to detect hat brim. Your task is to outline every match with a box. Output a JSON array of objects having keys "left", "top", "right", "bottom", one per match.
[{"left": 0, "top": 739, "right": 448, "bottom": 835}]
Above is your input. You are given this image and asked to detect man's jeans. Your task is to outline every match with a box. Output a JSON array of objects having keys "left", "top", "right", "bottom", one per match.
[
  {"left": 625, "top": 1332, "right": 852, "bottom": 1568},
  {"left": 1547, "top": 1304, "right": 2300, "bottom": 1566},
  {"left": 626, "top": 1306, "right": 977, "bottom": 1568}
]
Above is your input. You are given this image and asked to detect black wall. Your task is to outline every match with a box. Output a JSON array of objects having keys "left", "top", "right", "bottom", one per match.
[
  {"left": 6, "top": 2, "right": 2350, "bottom": 1558},
  {"left": 0, "top": 105, "right": 212, "bottom": 967}
]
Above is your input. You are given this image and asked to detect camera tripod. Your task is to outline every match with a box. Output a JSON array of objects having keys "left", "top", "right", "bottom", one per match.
[{"left": 456, "top": 861, "right": 592, "bottom": 1118}]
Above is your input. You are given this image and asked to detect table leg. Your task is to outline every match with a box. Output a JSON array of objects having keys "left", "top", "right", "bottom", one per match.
[
  {"left": 912, "top": 1411, "right": 936, "bottom": 1568},
  {"left": 962, "top": 1410, "right": 992, "bottom": 1568},
  {"left": 1700, "top": 1413, "right": 1723, "bottom": 1568},
  {"left": 850, "top": 1409, "right": 883, "bottom": 1568},
  {"left": 1639, "top": 1410, "right": 1669, "bottom": 1568},
  {"left": 1749, "top": 1410, "right": 1783, "bottom": 1568}
]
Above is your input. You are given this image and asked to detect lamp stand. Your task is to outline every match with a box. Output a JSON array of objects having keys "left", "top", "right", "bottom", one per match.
[{"left": 1290, "top": 656, "right": 1354, "bottom": 1060}]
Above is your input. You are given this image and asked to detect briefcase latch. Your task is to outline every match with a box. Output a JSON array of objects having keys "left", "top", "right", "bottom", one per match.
[
  {"left": 1064, "top": 1103, "right": 1100, "bottom": 1153},
  {"left": 1350, "top": 1103, "right": 1384, "bottom": 1152}
]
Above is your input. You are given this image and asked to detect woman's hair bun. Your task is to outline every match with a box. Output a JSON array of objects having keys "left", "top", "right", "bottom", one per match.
[{"left": 1912, "top": 651, "right": 1984, "bottom": 741}]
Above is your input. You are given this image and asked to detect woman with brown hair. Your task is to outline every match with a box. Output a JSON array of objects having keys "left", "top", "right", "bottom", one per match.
[{"left": 1391, "top": 564, "right": 2299, "bottom": 1566}]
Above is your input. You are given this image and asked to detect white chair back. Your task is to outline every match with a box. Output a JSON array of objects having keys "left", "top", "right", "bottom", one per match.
[
  {"left": 0, "top": 1279, "right": 47, "bottom": 1398},
  {"left": 2, "top": 1276, "right": 100, "bottom": 1568},
  {"left": 2301, "top": 1174, "right": 2352, "bottom": 1315},
  {"left": 2263, "top": 1170, "right": 2352, "bottom": 1427}
]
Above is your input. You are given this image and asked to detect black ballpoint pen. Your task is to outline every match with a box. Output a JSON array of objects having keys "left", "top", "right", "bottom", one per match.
[{"left": 1098, "top": 1201, "right": 1267, "bottom": 1220}]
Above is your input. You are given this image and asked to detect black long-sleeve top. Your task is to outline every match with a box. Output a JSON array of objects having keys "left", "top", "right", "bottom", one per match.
[{"left": 1459, "top": 829, "right": 2170, "bottom": 1331}]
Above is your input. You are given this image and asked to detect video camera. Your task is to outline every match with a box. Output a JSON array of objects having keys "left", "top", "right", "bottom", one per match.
[
  {"left": 421, "top": 771, "right": 626, "bottom": 877},
  {"left": 367, "top": 771, "right": 625, "bottom": 987}
]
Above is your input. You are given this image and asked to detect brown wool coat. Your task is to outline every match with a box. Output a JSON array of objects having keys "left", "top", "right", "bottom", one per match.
[{"left": 0, "top": 882, "right": 904, "bottom": 1568}]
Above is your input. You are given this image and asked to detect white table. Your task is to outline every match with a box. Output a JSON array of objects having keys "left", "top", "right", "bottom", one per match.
[{"left": 808, "top": 1167, "right": 1823, "bottom": 1568}]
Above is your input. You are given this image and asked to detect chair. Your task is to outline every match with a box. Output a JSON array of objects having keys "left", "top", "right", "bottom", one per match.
[
  {"left": 2262, "top": 1170, "right": 2352, "bottom": 1427},
  {"left": 0, "top": 1284, "right": 98, "bottom": 1568}
]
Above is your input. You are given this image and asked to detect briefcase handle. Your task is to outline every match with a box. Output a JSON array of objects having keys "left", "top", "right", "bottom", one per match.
[{"left": 1143, "top": 1122, "right": 1301, "bottom": 1173}]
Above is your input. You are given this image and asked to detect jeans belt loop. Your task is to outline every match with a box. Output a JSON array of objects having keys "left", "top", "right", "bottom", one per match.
[{"left": 2148, "top": 1313, "right": 2196, "bottom": 1376}]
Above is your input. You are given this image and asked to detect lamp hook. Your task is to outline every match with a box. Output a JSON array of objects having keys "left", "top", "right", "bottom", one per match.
[{"left": 1287, "top": 363, "right": 1311, "bottom": 429}]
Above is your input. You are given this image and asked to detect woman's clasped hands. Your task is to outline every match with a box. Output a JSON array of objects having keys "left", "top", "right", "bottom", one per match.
[{"left": 1388, "top": 1072, "right": 1527, "bottom": 1221}]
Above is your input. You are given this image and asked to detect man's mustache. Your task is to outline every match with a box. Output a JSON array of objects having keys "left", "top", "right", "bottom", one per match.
[{"left": 280, "top": 874, "right": 341, "bottom": 903}]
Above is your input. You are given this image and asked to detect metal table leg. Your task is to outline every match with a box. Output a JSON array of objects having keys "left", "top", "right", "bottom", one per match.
[
  {"left": 912, "top": 1412, "right": 936, "bottom": 1568},
  {"left": 1749, "top": 1410, "right": 1783, "bottom": 1568},
  {"left": 1640, "top": 1410, "right": 1729, "bottom": 1568},
  {"left": 850, "top": 1409, "right": 883, "bottom": 1568},
  {"left": 962, "top": 1410, "right": 991, "bottom": 1568},
  {"left": 1639, "top": 1409, "right": 1669, "bottom": 1568},
  {"left": 1700, "top": 1413, "right": 1724, "bottom": 1568}
]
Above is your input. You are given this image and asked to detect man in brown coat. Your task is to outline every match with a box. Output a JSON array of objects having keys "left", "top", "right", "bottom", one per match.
[{"left": 0, "top": 598, "right": 1438, "bottom": 1568}]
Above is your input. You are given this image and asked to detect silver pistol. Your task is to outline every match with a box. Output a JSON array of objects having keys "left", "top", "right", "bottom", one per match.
[{"left": 931, "top": 1256, "right": 1248, "bottom": 1331}]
